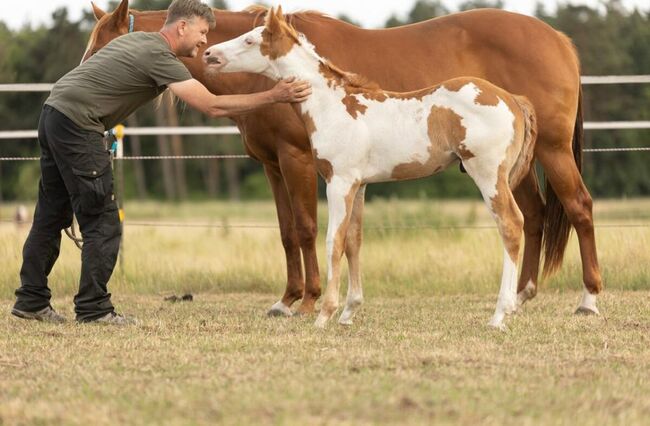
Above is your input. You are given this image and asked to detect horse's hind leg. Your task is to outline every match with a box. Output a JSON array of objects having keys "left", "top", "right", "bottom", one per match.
[
  {"left": 538, "top": 147, "right": 602, "bottom": 314},
  {"left": 339, "top": 185, "right": 366, "bottom": 326},
  {"left": 512, "top": 169, "right": 544, "bottom": 308}
]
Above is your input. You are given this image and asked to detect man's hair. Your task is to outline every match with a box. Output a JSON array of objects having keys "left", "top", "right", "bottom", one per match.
[{"left": 166, "top": 0, "right": 216, "bottom": 29}]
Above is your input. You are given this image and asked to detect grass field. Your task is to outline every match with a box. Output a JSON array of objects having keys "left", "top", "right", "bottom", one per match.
[{"left": 1, "top": 199, "right": 649, "bottom": 424}]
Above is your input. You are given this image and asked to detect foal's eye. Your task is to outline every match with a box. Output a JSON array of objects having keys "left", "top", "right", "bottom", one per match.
[{"left": 244, "top": 37, "right": 253, "bottom": 46}]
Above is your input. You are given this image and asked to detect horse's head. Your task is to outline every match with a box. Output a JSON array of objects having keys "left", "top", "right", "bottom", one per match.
[
  {"left": 81, "top": 0, "right": 132, "bottom": 63},
  {"left": 203, "top": 6, "right": 302, "bottom": 79}
]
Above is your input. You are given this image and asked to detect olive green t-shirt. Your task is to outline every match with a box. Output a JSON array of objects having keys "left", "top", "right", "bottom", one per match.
[{"left": 46, "top": 32, "right": 192, "bottom": 134}]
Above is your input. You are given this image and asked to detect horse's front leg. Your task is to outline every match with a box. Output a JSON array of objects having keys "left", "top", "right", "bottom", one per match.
[
  {"left": 339, "top": 185, "right": 366, "bottom": 325},
  {"left": 314, "top": 177, "right": 360, "bottom": 328}
]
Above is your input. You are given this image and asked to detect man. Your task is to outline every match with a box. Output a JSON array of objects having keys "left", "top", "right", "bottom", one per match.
[{"left": 11, "top": 0, "right": 311, "bottom": 325}]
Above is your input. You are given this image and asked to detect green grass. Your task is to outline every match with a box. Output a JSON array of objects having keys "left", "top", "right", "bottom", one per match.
[{"left": 1, "top": 199, "right": 649, "bottom": 424}]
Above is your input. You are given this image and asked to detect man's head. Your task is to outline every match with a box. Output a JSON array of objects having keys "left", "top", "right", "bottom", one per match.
[{"left": 164, "top": 0, "right": 216, "bottom": 58}]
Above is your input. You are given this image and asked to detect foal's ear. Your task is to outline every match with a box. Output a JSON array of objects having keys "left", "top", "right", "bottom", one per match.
[
  {"left": 265, "top": 6, "right": 282, "bottom": 35},
  {"left": 110, "top": 0, "right": 130, "bottom": 30},
  {"left": 91, "top": 2, "right": 106, "bottom": 21}
]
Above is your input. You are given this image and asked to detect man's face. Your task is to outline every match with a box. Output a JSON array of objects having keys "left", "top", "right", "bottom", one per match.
[{"left": 177, "top": 17, "right": 210, "bottom": 58}]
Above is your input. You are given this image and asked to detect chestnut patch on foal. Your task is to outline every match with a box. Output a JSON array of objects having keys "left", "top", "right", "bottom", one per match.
[
  {"left": 260, "top": 27, "right": 299, "bottom": 60},
  {"left": 427, "top": 106, "right": 468, "bottom": 153},
  {"left": 390, "top": 106, "right": 468, "bottom": 180},
  {"left": 342, "top": 94, "right": 368, "bottom": 118},
  {"left": 475, "top": 89, "right": 500, "bottom": 106},
  {"left": 313, "top": 149, "right": 334, "bottom": 183}
]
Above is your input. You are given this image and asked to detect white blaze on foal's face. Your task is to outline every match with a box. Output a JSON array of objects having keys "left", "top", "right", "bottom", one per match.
[{"left": 204, "top": 7, "right": 300, "bottom": 78}]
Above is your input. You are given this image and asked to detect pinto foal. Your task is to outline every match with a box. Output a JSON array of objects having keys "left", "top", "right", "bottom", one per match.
[{"left": 204, "top": 7, "right": 537, "bottom": 329}]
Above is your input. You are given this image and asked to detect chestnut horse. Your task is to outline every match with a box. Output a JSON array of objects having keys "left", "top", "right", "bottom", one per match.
[
  {"left": 85, "top": 0, "right": 602, "bottom": 316},
  {"left": 207, "top": 7, "right": 538, "bottom": 329}
]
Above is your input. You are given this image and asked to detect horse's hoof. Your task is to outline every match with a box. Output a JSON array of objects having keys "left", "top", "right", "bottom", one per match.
[
  {"left": 575, "top": 306, "right": 600, "bottom": 316},
  {"left": 294, "top": 301, "right": 316, "bottom": 316},
  {"left": 516, "top": 281, "right": 537, "bottom": 309},
  {"left": 338, "top": 317, "right": 353, "bottom": 326},
  {"left": 267, "top": 301, "right": 292, "bottom": 317}
]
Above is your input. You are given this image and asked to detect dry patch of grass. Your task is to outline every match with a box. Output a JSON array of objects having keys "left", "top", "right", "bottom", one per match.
[{"left": 1, "top": 292, "right": 650, "bottom": 425}]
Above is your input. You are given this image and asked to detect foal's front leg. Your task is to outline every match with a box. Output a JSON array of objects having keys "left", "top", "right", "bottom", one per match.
[
  {"left": 339, "top": 185, "right": 366, "bottom": 325},
  {"left": 314, "top": 177, "right": 360, "bottom": 328}
]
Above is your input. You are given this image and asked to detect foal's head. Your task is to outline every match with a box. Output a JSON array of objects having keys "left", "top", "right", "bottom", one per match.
[{"left": 203, "top": 6, "right": 303, "bottom": 78}]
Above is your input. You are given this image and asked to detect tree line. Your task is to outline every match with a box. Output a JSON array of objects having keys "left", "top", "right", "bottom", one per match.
[{"left": 0, "top": 0, "right": 648, "bottom": 202}]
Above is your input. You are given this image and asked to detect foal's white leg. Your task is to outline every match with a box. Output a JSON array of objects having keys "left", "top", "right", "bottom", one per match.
[
  {"left": 489, "top": 248, "right": 519, "bottom": 330},
  {"left": 463, "top": 159, "right": 523, "bottom": 330},
  {"left": 315, "top": 177, "right": 360, "bottom": 328},
  {"left": 339, "top": 185, "right": 366, "bottom": 326}
]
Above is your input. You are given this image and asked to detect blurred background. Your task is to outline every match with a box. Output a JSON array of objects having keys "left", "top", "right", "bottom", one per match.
[{"left": 0, "top": 0, "right": 648, "bottom": 203}]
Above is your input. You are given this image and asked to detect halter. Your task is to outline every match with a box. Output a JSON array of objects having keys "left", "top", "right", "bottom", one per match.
[{"left": 128, "top": 14, "right": 135, "bottom": 33}]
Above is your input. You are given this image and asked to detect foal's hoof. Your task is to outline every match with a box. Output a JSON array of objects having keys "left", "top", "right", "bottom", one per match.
[
  {"left": 267, "top": 301, "right": 292, "bottom": 317},
  {"left": 314, "top": 314, "right": 330, "bottom": 329},
  {"left": 575, "top": 306, "right": 600, "bottom": 316},
  {"left": 487, "top": 321, "right": 507, "bottom": 332}
]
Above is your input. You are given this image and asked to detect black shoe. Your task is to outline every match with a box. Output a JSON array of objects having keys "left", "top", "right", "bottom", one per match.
[
  {"left": 83, "top": 312, "right": 137, "bottom": 326},
  {"left": 11, "top": 305, "right": 67, "bottom": 324}
]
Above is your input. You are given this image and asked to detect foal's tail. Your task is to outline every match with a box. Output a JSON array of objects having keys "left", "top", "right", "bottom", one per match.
[{"left": 509, "top": 95, "right": 538, "bottom": 189}]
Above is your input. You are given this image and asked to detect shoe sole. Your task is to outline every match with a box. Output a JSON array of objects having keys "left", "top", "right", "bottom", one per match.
[{"left": 11, "top": 308, "right": 66, "bottom": 324}]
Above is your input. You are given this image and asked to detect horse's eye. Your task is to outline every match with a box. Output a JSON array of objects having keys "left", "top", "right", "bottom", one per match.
[{"left": 244, "top": 38, "right": 253, "bottom": 46}]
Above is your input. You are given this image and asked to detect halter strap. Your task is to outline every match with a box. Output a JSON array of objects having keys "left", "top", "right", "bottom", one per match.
[{"left": 128, "top": 14, "right": 135, "bottom": 33}]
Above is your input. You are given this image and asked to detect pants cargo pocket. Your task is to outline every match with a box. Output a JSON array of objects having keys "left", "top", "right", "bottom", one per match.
[{"left": 71, "top": 152, "right": 112, "bottom": 216}]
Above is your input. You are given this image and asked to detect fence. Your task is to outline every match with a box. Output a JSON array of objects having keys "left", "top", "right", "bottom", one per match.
[{"left": 0, "top": 75, "right": 648, "bottom": 234}]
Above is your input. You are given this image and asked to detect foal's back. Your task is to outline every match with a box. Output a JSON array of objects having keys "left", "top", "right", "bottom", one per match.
[{"left": 309, "top": 76, "right": 527, "bottom": 184}]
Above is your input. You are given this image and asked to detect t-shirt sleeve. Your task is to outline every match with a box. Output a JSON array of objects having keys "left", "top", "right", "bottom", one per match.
[{"left": 148, "top": 51, "right": 192, "bottom": 87}]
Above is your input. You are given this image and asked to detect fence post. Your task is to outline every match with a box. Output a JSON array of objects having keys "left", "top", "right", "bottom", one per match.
[{"left": 113, "top": 124, "right": 126, "bottom": 271}]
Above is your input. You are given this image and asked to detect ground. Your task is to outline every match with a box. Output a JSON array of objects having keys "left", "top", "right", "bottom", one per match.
[{"left": 1, "top": 199, "right": 649, "bottom": 424}]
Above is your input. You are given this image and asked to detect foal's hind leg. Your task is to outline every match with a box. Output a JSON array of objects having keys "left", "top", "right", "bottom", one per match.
[
  {"left": 339, "top": 185, "right": 366, "bottom": 326},
  {"left": 512, "top": 169, "right": 545, "bottom": 308},
  {"left": 487, "top": 188, "right": 524, "bottom": 329},
  {"left": 464, "top": 162, "right": 524, "bottom": 329}
]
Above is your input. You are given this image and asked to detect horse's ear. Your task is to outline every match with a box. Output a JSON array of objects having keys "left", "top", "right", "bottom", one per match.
[
  {"left": 111, "top": 0, "right": 130, "bottom": 29},
  {"left": 91, "top": 2, "right": 106, "bottom": 21}
]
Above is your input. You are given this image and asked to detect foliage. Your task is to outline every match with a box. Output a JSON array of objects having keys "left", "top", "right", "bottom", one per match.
[{"left": 0, "top": 1, "right": 648, "bottom": 201}]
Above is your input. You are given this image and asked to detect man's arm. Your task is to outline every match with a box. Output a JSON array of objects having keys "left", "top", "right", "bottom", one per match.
[{"left": 168, "top": 77, "right": 311, "bottom": 118}]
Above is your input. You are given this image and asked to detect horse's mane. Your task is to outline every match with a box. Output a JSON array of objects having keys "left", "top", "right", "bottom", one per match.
[{"left": 242, "top": 5, "right": 335, "bottom": 25}]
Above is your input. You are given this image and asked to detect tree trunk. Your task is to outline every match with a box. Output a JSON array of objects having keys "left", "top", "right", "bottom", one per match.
[
  {"left": 126, "top": 115, "right": 148, "bottom": 199},
  {"left": 164, "top": 97, "right": 187, "bottom": 199},
  {"left": 224, "top": 157, "right": 240, "bottom": 200},
  {"left": 204, "top": 158, "right": 221, "bottom": 198},
  {"left": 154, "top": 104, "right": 176, "bottom": 200}
]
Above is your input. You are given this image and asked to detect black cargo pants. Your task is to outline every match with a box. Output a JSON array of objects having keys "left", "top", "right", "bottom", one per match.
[{"left": 14, "top": 105, "right": 121, "bottom": 321}]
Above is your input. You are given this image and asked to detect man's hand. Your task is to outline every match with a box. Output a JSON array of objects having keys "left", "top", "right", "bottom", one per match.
[{"left": 270, "top": 77, "right": 312, "bottom": 103}]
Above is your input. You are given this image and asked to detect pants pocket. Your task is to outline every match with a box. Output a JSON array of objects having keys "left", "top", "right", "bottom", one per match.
[{"left": 72, "top": 153, "right": 112, "bottom": 216}]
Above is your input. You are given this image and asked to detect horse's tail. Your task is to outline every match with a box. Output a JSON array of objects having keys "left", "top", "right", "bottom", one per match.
[
  {"left": 509, "top": 95, "right": 538, "bottom": 189},
  {"left": 541, "top": 85, "right": 583, "bottom": 278}
]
